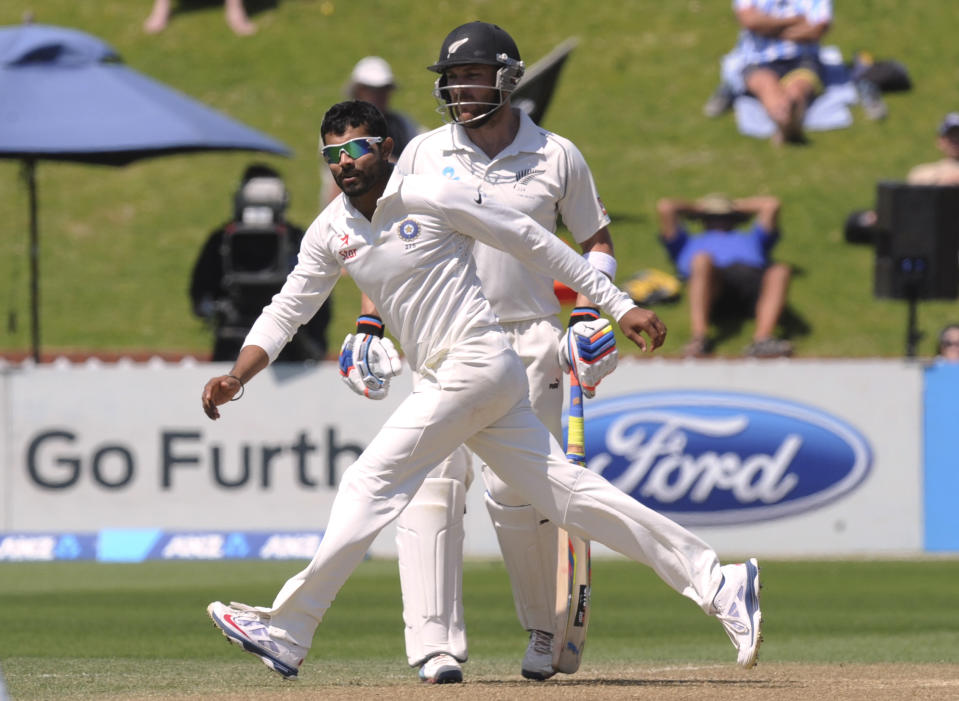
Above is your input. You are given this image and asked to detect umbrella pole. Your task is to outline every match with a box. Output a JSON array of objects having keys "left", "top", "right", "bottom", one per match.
[{"left": 26, "top": 159, "right": 40, "bottom": 363}]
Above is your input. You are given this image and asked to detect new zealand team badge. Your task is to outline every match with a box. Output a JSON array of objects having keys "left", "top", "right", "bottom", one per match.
[{"left": 398, "top": 218, "right": 420, "bottom": 242}]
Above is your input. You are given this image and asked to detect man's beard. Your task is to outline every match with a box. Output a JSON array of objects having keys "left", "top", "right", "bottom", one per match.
[
  {"left": 462, "top": 100, "right": 507, "bottom": 130},
  {"left": 334, "top": 166, "right": 378, "bottom": 197}
]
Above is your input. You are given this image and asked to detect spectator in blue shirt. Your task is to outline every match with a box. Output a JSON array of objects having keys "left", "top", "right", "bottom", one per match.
[
  {"left": 734, "top": 0, "right": 833, "bottom": 144},
  {"left": 657, "top": 194, "right": 793, "bottom": 357}
]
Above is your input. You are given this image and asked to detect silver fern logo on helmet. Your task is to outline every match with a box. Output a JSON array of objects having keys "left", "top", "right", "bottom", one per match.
[{"left": 447, "top": 37, "right": 470, "bottom": 55}]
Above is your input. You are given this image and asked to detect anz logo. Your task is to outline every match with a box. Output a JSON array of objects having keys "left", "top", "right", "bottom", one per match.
[{"left": 573, "top": 390, "right": 872, "bottom": 526}]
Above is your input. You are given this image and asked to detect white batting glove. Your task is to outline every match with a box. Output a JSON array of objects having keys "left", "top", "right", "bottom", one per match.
[
  {"left": 338, "top": 329, "right": 402, "bottom": 400},
  {"left": 558, "top": 311, "right": 618, "bottom": 399}
]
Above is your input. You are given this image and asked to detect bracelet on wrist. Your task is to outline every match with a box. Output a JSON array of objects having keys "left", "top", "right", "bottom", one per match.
[{"left": 227, "top": 374, "right": 245, "bottom": 401}]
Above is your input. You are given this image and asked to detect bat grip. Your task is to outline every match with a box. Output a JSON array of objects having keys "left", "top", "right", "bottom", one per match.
[{"left": 566, "top": 370, "right": 586, "bottom": 465}]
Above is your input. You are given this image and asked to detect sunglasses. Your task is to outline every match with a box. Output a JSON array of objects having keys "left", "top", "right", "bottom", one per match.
[{"left": 321, "top": 136, "right": 383, "bottom": 164}]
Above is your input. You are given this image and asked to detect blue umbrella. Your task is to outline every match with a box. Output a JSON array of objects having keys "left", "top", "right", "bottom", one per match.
[{"left": 0, "top": 23, "right": 292, "bottom": 360}]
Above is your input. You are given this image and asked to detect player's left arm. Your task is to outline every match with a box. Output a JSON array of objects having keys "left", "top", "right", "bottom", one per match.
[{"left": 560, "top": 227, "right": 619, "bottom": 397}]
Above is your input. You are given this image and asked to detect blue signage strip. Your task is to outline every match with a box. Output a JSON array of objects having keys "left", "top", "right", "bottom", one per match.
[
  {"left": 923, "top": 363, "right": 959, "bottom": 551},
  {"left": 0, "top": 530, "right": 325, "bottom": 562},
  {"left": 0, "top": 532, "right": 98, "bottom": 561}
]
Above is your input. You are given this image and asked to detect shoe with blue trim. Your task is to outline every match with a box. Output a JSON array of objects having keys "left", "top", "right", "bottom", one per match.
[
  {"left": 418, "top": 653, "right": 463, "bottom": 683},
  {"left": 712, "top": 558, "right": 763, "bottom": 668},
  {"left": 207, "top": 601, "right": 305, "bottom": 679}
]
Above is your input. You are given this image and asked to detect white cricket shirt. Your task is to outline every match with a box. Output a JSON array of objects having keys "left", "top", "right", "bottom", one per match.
[
  {"left": 243, "top": 173, "right": 634, "bottom": 371},
  {"left": 395, "top": 111, "right": 611, "bottom": 323}
]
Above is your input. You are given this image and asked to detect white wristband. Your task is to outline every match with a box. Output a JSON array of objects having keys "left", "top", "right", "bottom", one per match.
[{"left": 584, "top": 251, "right": 617, "bottom": 279}]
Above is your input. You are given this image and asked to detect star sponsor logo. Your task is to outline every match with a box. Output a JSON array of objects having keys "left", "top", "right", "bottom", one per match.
[
  {"left": 574, "top": 390, "right": 873, "bottom": 526},
  {"left": 337, "top": 231, "right": 357, "bottom": 261}
]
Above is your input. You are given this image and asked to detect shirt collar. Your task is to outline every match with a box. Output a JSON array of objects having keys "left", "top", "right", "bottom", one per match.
[{"left": 447, "top": 109, "right": 547, "bottom": 158}]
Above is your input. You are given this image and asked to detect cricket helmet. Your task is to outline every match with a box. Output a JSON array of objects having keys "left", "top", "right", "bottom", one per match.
[{"left": 428, "top": 21, "right": 525, "bottom": 127}]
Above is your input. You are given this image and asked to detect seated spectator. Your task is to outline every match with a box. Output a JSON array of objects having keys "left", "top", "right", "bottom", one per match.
[
  {"left": 845, "top": 113, "right": 959, "bottom": 243},
  {"left": 733, "top": 0, "right": 833, "bottom": 144},
  {"left": 190, "top": 164, "right": 331, "bottom": 361},
  {"left": 144, "top": 0, "right": 256, "bottom": 36},
  {"left": 657, "top": 194, "right": 793, "bottom": 358},
  {"left": 704, "top": 45, "right": 889, "bottom": 123},
  {"left": 936, "top": 324, "right": 959, "bottom": 363}
]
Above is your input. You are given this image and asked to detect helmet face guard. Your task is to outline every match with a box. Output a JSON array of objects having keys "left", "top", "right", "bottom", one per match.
[
  {"left": 428, "top": 22, "right": 525, "bottom": 127},
  {"left": 432, "top": 55, "right": 525, "bottom": 127}
]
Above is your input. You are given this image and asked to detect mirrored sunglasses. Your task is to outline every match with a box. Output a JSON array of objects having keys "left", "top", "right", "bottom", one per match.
[{"left": 321, "top": 136, "right": 383, "bottom": 164}]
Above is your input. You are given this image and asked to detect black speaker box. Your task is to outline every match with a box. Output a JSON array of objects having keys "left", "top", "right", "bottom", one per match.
[{"left": 873, "top": 182, "right": 959, "bottom": 299}]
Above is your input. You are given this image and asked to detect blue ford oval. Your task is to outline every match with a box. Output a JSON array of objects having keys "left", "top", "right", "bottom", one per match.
[{"left": 573, "top": 390, "right": 872, "bottom": 526}]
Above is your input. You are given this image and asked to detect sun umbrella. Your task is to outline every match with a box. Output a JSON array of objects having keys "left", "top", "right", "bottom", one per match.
[{"left": 0, "top": 23, "right": 292, "bottom": 361}]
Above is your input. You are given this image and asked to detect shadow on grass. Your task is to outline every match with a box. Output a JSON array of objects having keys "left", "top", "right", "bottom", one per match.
[{"left": 711, "top": 264, "right": 812, "bottom": 351}]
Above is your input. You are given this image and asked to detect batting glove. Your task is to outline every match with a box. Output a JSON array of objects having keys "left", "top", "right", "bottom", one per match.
[
  {"left": 338, "top": 316, "right": 402, "bottom": 400},
  {"left": 558, "top": 307, "right": 618, "bottom": 399}
]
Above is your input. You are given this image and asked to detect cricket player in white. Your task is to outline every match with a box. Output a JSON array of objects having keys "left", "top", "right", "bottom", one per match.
[
  {"left": 342, "top": 22, "right": 621, "bottom": 682},
  {"left": 204, "top": 100, "right": 763, "bottom": 682}
]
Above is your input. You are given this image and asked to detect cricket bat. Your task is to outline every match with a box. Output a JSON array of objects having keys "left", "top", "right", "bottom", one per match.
[{"left": 553, "top": 369, "right": 592, "bottom": 674}]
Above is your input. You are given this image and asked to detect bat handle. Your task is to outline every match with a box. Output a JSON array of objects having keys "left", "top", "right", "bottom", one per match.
[{"left": 566, "top": 370, "right": 586, "bottom": 466}]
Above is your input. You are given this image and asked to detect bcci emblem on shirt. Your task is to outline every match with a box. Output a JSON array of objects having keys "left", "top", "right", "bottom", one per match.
[{"left": 398, "top": 218, "right": 420, "bottom": 245}]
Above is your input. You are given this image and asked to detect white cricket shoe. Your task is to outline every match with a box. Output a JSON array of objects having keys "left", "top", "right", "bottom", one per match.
[
  {"left": 521, "top": 629, "right": 556, "bottom": 680},
  {"left": 418, "top": 653, "right": 463, "bottom": 684},
  {"left": 207, "top": 601, "right": 305, "bottom": 679},
  {"left": 712, "top": 558, "right": 763, "bottom": 668}
]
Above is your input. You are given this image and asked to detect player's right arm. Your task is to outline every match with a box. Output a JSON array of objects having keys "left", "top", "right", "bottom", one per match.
[{"left": 201, "top": 344, "right": 269, "bottom": 420}]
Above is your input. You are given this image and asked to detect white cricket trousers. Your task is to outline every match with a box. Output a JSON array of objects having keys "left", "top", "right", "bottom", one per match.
[
  {"left": 395, "top": 316, "right": 564, "bottom": 664},
  {"left": 264, "top": 331, "right": 723, "bottom": 649}
]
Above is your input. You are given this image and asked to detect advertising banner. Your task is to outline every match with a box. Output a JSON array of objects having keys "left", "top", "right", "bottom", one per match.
[{"left": 0, "top": 358, "right": 923, "bottom": 559}]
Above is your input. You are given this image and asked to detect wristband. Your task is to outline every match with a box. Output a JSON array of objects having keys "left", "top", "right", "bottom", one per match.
[
  {"left": 356, "top": 314, "right": 384, "bottom": 337},
  {"left": 227, "top": 374, "right": 245, "bottom": 401},
  {"left": 584, "top": 250, "right": 617, "bottom": 279},
  {"left": 568, "top": 306, "right": 600, "bottom": 328}
]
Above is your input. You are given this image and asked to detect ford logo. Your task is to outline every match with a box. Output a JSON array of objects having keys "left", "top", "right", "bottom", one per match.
[{"left": 577, "top": 391, "right": 872, "bottom": 526}]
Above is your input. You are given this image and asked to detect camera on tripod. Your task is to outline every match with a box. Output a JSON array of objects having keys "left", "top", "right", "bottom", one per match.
[{"left": 216, "top": 175, "right": 296, "bottom": 334}]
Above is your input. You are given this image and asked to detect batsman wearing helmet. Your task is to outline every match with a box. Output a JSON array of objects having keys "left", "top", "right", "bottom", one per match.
[{"left": 340, "top": 21, "right": 620, "bottom": 682}]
